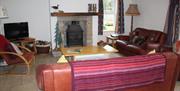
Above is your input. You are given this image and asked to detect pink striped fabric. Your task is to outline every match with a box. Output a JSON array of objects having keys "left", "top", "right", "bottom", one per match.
[{"left": 69, "top": 54, "right": 166, "bottom": 91}]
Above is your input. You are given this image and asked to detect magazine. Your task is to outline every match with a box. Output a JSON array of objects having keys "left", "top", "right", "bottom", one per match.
[{"left": 67, "top": 48, "right": 81, "bottom": 53}]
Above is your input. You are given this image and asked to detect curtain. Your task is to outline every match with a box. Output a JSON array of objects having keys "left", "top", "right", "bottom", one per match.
[
  {"left": 98, "top": 0, "right": 104, "bottom": 35},
  {"left": 164, "top": 0, "right": 180, "bottom": 47},
  {"left": 115, "top": 0, "right": 125, "bottom": 34}
]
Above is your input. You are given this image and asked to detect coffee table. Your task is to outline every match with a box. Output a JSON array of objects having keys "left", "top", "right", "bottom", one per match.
[{"left": 60, "top": 45, "right": 118, "bottom": 60}]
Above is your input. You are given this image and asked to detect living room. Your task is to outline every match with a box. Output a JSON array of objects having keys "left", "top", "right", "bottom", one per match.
[{"left": 0, "top": 0, "right": 180, "bottom": 91}]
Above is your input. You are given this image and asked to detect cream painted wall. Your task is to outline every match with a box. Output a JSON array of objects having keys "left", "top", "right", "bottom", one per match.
[
  {"left": 133, "top": 0, "right": 169, "bottom": 31},
  {"left": 0, "top": 0, "right": 51, "bottom": 41},
  {"left": 50, "top": 0, "right": 97, "bottom": 12}
]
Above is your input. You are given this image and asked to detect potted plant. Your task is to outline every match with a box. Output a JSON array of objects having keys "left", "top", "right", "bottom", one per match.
[{"left": 52, "top": 22, "right": 62, "bottom": 57}]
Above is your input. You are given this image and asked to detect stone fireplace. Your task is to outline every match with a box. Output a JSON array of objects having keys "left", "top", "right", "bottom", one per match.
[
  {"left": 57, "top": 16, "right": 93, "bottom": 47},
  {"left": 66, "top": 21, "right": 83, "bottom": 47}
]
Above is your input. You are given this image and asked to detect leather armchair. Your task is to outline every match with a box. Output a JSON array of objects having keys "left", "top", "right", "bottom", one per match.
[{"left": 115, "top": 28, "right": 166, "bottom": 56}]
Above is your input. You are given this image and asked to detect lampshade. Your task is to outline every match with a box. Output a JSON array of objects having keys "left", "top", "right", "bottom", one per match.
[
  {"left": 0, "top": 6, "right": 8, "bottom": 18},
  {"left": 125, "top": 4, "right": 140, "bottom": 16}
]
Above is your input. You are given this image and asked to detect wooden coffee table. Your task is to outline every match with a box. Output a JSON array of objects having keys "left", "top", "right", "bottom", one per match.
[{"left": 60, "top": 45, "right": 118, "bottom": 60}]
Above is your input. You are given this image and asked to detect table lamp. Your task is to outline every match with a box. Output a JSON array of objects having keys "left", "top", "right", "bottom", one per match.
[{"left": 125, "top": 4, "right": 140, "bottom": 32}]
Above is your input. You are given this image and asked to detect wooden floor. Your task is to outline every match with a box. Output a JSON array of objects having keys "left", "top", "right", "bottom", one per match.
[
  {"left": 0, "top": 54, "right": 180, "bottom": 91},
  {"left": 0, "top": 54, "right": 58, "bottom": 91}
]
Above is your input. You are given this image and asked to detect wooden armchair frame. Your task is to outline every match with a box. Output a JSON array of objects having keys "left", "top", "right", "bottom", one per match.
[{"left": 0, "top": 46, "right": 35, "bottom": 75}]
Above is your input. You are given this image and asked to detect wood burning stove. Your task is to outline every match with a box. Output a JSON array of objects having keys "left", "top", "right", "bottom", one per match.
[{"left": 66, "top": 21, "right": 83, "bottom": 47}]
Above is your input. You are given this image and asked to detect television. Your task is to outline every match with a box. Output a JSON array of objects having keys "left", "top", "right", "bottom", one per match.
[{"left": 4, "top": 22, "right": 29, "bottom": 40}]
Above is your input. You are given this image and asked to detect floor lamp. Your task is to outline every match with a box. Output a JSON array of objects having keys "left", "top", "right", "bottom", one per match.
[
  {"left": 125, "top": 4, "right": 140, "bottom": 32},
  {"left": 0, "top": 6, "right": 8, "bottom": 34}
]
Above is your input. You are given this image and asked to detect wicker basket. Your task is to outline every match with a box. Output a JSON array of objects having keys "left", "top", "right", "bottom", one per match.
[
  {"left": 36, "top": 40, "right": 50, "bottom": 54},
  {"left": 36, "top": 46, "right": 50, "bottom": 54},
  {"left": 36, "top": 41, "right": 50, "bottom": 54}
]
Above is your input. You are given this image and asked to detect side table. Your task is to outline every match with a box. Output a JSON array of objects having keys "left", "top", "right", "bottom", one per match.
[{"left": 13, "top": 37, "right": 37, "bottom": 53}]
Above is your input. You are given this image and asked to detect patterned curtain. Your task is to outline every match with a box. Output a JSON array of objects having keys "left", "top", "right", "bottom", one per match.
[
  {"left": 98, "top": 0, "right": 104, "bottom": 35},
  {"left": 164, "top": 0, "right": 180, "bottom": 47},
  {"left": 115, "top": 0, "right": 125, "bottom": 34}
]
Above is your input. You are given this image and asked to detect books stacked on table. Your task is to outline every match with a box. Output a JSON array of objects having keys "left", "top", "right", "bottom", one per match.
[{"left": 67, "top": 48, "right": 81, "bottom": 53}]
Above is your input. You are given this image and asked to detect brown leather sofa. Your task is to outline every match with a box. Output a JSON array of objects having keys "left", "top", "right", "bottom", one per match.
[
  {"left": 36, "top": 52, "right": 179, "bottom": 91},
  {"left": 115, "top": 28, "right": 166, "bottom": 56}
]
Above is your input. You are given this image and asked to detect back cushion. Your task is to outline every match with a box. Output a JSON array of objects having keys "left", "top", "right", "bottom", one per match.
[
  {"left": 146, "top": 31, "right": 162, "bottom": 43},
  {"left": 133, "top": 28, "right": 162, "bottom": 43},
  {"left": 10, "top": 42, "right": 23, "bottom": 55}
]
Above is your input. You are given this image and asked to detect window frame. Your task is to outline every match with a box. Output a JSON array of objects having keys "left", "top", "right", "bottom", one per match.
[{"left": 103, "top": 0, "right": 117, "bottom": 32}]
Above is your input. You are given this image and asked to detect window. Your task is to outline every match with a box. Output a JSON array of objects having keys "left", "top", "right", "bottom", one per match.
[{"left": 103, "top": 0, "right": 117, "bottom": 32}]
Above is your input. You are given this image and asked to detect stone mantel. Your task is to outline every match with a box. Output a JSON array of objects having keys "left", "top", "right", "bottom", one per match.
[{"left": 51, "top": 12, "right": 100, "bottom": 17}]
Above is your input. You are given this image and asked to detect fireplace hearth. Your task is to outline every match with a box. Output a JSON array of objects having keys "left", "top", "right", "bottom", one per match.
[{"left": 66, "top": 21, "right": 83, "bottom": 47}]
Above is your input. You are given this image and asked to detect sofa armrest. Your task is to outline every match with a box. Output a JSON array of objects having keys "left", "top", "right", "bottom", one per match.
[
  {"left": 36, "top": 64, "right": 72, "bottom": 91},
  {"left": 117, "top": 35, "right": 129, "bottom": 41}
]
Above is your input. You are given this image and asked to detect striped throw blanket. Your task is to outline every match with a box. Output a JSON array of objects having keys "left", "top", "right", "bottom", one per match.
[{"left": 69, "top": 54, "right": 166, "bottom": 91}]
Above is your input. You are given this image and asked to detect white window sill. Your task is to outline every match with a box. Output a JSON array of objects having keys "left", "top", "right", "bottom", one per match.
[{"left": 103, "top": 30, "right": 115, "bottom": 32}]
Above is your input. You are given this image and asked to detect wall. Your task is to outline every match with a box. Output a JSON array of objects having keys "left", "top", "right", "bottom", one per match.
[
  {"left": 50, "top": 0, "right": 97, "bottom": 12},
  {"left": 134, "top": 0, "right": 169, "bottom": 31},
  {"left": 0, "top": 0, "right": 170, "bottom": 46},
  {"left": 0, "top": 0, "right": 51, "bottom": 41}
]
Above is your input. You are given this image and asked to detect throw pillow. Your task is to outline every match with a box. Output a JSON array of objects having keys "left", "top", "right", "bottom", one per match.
[
  {"left": 131, "top": 36, "right": 139, "bottom": 44},
  {"left": 10, "top": 42, "right": 23, "bottom": 55},
  {"left": 5, "top": 43, "right": 16, "bottom": 53},
  {"left": 131, "top": 36, "right": 145, "bottom": 45},
  {"left": 135, "top": 36, "right": 145, "bottom": 45}
]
